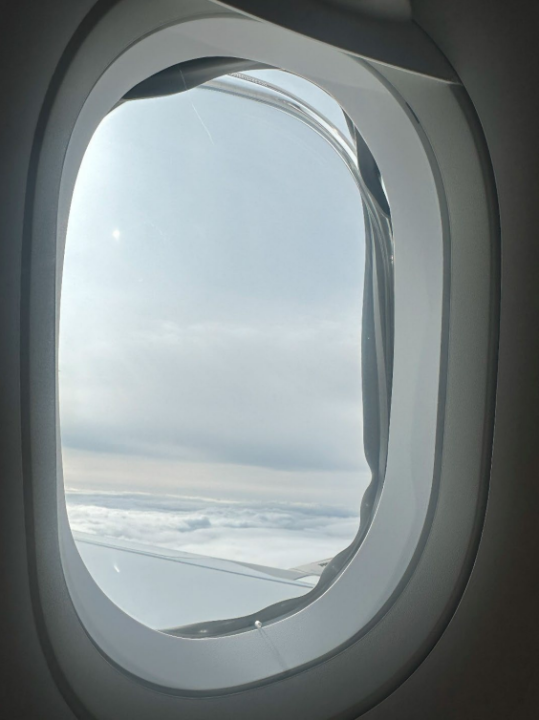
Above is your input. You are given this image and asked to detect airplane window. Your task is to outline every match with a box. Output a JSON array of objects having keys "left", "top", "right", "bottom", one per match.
[
  {"left": 21, "top": 3, "right": 491, "bottom": 699},
  {"left": 59, "top": 70, "right": 374, "bottom": 632}
]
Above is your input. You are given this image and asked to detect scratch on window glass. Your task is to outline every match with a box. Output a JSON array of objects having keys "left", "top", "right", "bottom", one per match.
[{"left": 190, "top": 101, "right": 215, "bottom": 145}]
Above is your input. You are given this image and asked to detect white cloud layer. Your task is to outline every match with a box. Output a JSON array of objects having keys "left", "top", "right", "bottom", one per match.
[{"left": 67, "top": 490, "right": 362, "bottom": 569}]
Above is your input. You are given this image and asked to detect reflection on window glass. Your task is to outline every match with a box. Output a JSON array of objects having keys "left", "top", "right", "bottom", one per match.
[{"left": 60, "top": 69, "right": 369, "bottom": 630}]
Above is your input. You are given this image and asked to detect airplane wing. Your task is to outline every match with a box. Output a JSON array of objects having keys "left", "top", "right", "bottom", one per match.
[{"left": 73, "top": 531, "right": 318, "bottom": 631}]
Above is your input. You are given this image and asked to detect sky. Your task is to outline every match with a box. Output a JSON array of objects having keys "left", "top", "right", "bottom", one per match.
[{"left": 60, "top": 70, "right": 370, "bottom": 574}]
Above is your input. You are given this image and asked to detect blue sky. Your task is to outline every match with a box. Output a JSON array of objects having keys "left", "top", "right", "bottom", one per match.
[{"left": 60, "top": 70, "right": 369, "bottom": 569}]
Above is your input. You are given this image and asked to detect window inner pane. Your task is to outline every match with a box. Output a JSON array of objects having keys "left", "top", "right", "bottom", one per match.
[{"left": 60, "top": 70, "right": 369, "bottom": 630}]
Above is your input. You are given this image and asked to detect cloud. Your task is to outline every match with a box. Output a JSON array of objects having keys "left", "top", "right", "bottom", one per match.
[
  {"left": 66, "top": 490, "right": 362, "bottom": 569},
  {"left": 60, "top": 319, "right": 366, "bottom": 472}
]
